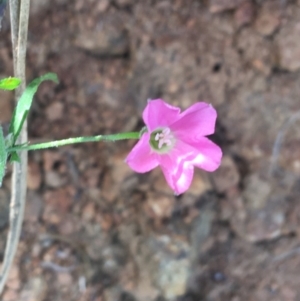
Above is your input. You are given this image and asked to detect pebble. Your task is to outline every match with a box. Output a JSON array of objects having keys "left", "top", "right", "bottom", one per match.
[
  {"left": 188, "top": 170, "right": 212, "bottom": 196},
  {"left": 45, "top": 170, "right": 67, "bottom": 188},
  {"left": 74, "top": 26, "right": 129, "bottom": 57},
  {"left": 145, "top": 193, "right": 174, "bottom": 220},
  {"left": 254, "top": 3, "right": 281, "bottom": 36},
  {"left": 46, "top": 102, "right": 64, "bottom": 121},
  {"left": 234, "top": 1, "right": 255, "bottom": 28},
  {"left": 209, "top": 0, "right": 245, "bottom": 13},
  {"left": 19, "top": 277, "right": 48, "bottom": 301},
  {"left": 276, "top": 21, "right": 300, "bottom": 72}
]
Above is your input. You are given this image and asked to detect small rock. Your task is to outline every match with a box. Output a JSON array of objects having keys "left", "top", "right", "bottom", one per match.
[
  {"left": 234, "top": 1, "right": 255, "bottom": 28},
  {"left": 74, "top": 26, "right": 129, "bottom": 57},
  {"left": 188, "top": 170, "right": 212, "bottom": 196},
  {"left": 45, "top": 170, "right": 67, "bottom": 188},
  {"left": 58, "top": 215, "right": 79, "bottom": 235},
  {"left": 158, "top": 257, "right": 189, "bottom": 299},
  {"left": 19, "top": 277, "right": 48, "bottom": 301},
  {"left": 27, "top": 161, "right": 42, "bottom": 190},
  {"left": 44, "top": 188, "right": 73, "bottom": 213},
  {"left": 82, "top": 202, "right": 96, "bottom": 221},
  {"left": 43, "top": 189, "right": 73, "bottom": 225},
  {"left": 254, "top": 3, "right": 281, "bottom": 36},
  {"left": 57, "top": 273, "right": 73, "bottom": 287},
  {"left": 243, "top": 174, "right": 271, "bottom": 210},
  {"left": 46, "top": 102, "right": 64, "bottom": 121},
  {"left": 151, "top": 236, "right": 190, "bottom": 300},
  {"left": 209, "top": 0, "right": 245, "bottom": 13},
  {"left": 145, "top": 193, "right": 174, "bottom": 220},
  {"left": 276, "top": 21, "right": 300, "bottom": 72},
  {"left": 96, "top": 0, "right": 110, "bottom": 12}
]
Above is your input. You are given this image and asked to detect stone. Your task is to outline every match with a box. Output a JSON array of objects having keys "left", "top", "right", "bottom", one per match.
[
  {"left": 96, "top": 0, "right": 110, "bottom": 12},
  {"left": 57, "top": 273, "right": 73, "bottom": 287},
  {"left": 19, "top": 278, "right": 47, "bottom": 301},
  {"left": 74, "top": 25, "right": 129, "bottom": 57},
  {"left": 46, "top": 102, "right": 64, "bottom": 121},
  {"left": 82, "top": 202, "right": 96, "bottom": 221},
  {"left": 276, "top": 21, "right": 300, "bottom": 72},
  {"left": 209, "top": 0, "right": 246, "bottom": 13},
  {"left": 188, "top": 170, "right": 212, "bottom": 196},
  {"left": 151, "top": 236, "right": 190, "bottom": 300},
  {"left": 243, "top": 174, "right": 271, "bottom": 210},
  {"left": 254, "top": 3, "right": 281, "bottom": 36},
  {"left": 144, "top": 193, "right": 174, "bottom": 220},
  {"left": 45, "top": 170, "right": 67, "bottom": 188},
  {"left": 234, "top": 1, "right": 255, "bottom": 28}
]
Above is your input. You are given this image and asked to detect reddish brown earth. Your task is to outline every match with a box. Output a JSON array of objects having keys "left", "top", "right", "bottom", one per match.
[{"left": 1, "top": 0, "right": 300, "bottom": 300}]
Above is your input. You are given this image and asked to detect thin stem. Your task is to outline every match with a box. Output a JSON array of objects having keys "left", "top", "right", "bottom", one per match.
[
  {"left": 7, "top": 132, "right": 140, "bottom": 152},
  {"left": 0, "top": 0, "right": 30, "bottom": 295}
]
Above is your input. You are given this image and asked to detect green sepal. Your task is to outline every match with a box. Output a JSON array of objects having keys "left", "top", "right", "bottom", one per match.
[{"left": 9, "top": 151, "right": 20, "bottom": 163}]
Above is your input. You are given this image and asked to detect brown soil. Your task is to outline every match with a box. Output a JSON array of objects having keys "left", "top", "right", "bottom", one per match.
[{"left": 1, "top": 0, "right": 300, "bottom": 300}]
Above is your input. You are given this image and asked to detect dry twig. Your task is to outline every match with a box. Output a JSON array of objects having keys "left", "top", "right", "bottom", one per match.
[{"left": 0, "top": 0, "right": 30, "bottom": 294}]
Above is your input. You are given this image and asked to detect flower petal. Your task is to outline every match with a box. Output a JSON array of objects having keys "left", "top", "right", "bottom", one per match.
[
  {"left": 143, "top": 99, "right": 181, "bottom": 132},
  {"left": 161, "top": 161, "right": 194, "bottom": 195},
  {"left": 187, "top": 137, "right": 222, "bottom": 172},
  {"left": 158, "top": 137, "right": 222, "bottom": 193},
  {"left": 170, "top": 102, "right": 217, "bottom": 140},
  {"left": 125, "top": 133, "right": 159, "bottom": 173},
  {"left": 158, "top": 143, "right": 197, "bottom": 195}
]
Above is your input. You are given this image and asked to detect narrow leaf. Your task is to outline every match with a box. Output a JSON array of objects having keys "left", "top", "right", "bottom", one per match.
[
  {"left": 9, "top": 73, "right": 59, "bottom": 142},
  {"left": 0, "top": 77, "right": 21, "bottom": 90}
]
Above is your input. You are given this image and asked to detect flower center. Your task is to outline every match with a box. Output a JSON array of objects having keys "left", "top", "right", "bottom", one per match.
[{"left": 149, "top": 127, "right": 175, "bottom": 152}]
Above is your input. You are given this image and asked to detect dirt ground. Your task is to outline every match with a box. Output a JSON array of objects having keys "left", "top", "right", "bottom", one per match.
[{"left": 1, "top": 0, "right": 300, "bottom": 300}]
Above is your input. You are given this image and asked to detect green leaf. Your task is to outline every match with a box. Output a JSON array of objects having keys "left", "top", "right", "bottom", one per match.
[
  {"left": 9, "top": 73, "right": 59, "bottom": 142},
  {"left": 0, "top": 77, "right": 21, "bottom": 90},
  {"left": 0, "top": 126, "right": 7, "bottom": 186}
]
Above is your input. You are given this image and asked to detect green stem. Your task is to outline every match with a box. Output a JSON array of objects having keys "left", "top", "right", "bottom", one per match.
[{"left": 7, "top": 132, "right": 140, "bottom": 152}]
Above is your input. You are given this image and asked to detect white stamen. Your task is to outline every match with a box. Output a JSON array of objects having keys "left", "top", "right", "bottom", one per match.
[{"left": 156, "top": 127, "right": 173, "bottom": 149}]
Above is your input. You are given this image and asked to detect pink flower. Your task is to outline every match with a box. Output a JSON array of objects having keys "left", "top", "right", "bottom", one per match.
[{"left": 125, "top": 99, "right": 222, "bottom": 195}]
